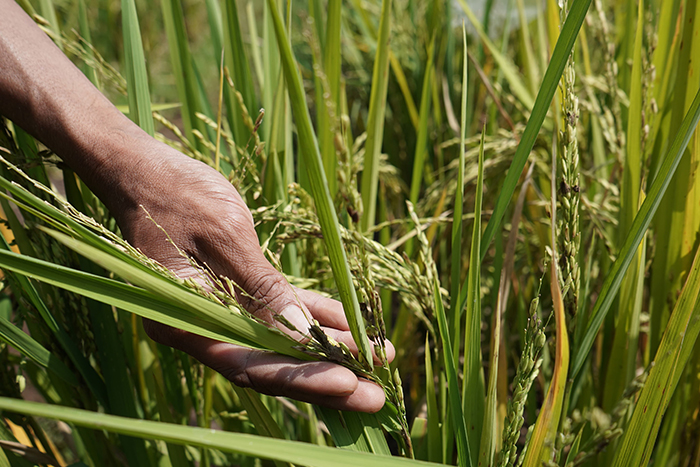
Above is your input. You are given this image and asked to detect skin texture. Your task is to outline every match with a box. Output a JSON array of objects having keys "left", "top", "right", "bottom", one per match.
[{"left": 0, "top": 0, "right": 393, "bottom": 412}]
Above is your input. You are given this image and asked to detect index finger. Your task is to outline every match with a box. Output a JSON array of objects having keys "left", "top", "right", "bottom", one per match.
[{"left": 294, "top": 287, "right": 350, "bottom": 331}]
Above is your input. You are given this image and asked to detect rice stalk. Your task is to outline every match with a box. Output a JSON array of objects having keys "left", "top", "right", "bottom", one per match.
[
  {"left": 497, "top": 272, "right": 547, "bottom": 467},
  {"left": 557, "top": 0, "right": 581, "bottom": 322}
]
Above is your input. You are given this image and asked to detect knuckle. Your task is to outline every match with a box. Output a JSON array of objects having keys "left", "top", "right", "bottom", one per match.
[
  {"left": 221, "top": 354, "right": 253, "bottom": 389},
  {"left": 239, "top": 272, "right": 290, "bottom": 319},
  {"left": 142, "top": 319, "right": 187, "bottom": 348}
]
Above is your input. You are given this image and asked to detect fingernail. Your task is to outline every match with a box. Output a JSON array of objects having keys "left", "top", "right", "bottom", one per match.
[{"left": 280, "top": 305, "right": 311, "bottom": 334}]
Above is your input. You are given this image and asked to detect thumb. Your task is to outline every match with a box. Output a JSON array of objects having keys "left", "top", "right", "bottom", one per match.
[
  {"left": 187, "top": 206, "right": 313, "bottom": 339},
  {"left": 216, "top": 252, "right": 313, "bottom": 339}
]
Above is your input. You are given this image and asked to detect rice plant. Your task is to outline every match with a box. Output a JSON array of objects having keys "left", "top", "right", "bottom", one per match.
[{"left": 1, "top": 0, "right": 700, "bottom": 466}]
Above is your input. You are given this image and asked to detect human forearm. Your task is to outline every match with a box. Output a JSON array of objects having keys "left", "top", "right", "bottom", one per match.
[
  {"left": 0, "top": 0, "right": 160, "bottom": 211},
  {"left": 0, "top": 0, "right": 392, "bottom": 413}
]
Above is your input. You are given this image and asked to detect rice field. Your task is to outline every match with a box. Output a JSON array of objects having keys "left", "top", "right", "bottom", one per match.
[{"left": 0, "top": 0, "right": 699, "bottom": 465}]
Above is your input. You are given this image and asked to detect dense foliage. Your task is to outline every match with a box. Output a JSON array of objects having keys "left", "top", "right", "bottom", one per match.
[{"left": 1, "top": 0, "right": 700, "bottom": 466}]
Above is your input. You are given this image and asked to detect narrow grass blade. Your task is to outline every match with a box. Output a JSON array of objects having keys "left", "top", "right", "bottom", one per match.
[
  {"left": 461, "top": 131, "right": 485, "bottom": 467},
  {"left": 317, "top": 408, "right": 371, "bottom": 452},
  {"left": 309, "top": 0, "right": 325, "bottom": 47},
  {"left": 360, "top": 0, "right": 393, "bottom": 232},
  {"left": 4, "top": 170, "right": 153, "bottom": 465},
  {"left": 14, "top": 0, "right": 36, "bottom": 16},
  {"left": 618, "top": 0, "right": 644, "bottom": 238},
  {"left": 232, "top": 387, "right": 292, "bottom": 467},
  {"left": 572, "top": 88, "right": 700, "bottom": 378},
  {"left": 77, "top": 0, "right": 99, "bottom": 88},
  {"left": 317, "top": 409, "right": 391, "bottom": 456},
  {"left": 522, "top": 168, "right": 569, "bottom": 466},
  {"left": 0, "top": 161, "right": 182, "bottom": 280},
  {"left": 425, "top": 336, "right": 442, "bottom": 463},
  {"left": 0, "top": 446, "right": 8, "bottom": 467},
  {"left": 647, "top": 0, "right": 683, "bottom": 178},
  {"left": 261, "top": 0, "right": 281, "bottom": 145},
  {"left": 0, "top": 316, "right": 77, "bottom": 387},
  {"left": 161, "top": 0, "right": 206, "bottom": 149},
  {"left": 472, "top": 0, "right": 592, "bottom": 263},
  {"left": 38, "top": 0, "right": 60, "bottom": 43},
  {"left": 45, "top": 229, "right": 311, "bottom": 359},
  {"left": 150, "top": 370, "right": 191, "bottom": 467},
  {"left": 0, "top": 397, "right": 441, "bottom": 467},
  {"left": 410, "top": 417, "right": 428, "bottom": 461},
  {"left": 246, "top": 3, "right": 265, "bottom": 94},
  {"left": 612, "top": 244, "right": 700, "bottom": 467},
  {"left": 0, "top": 194, "right": 36, "bottom": 258},
  {"left": 514, "top": 0, "right": 540, "bottom": 95},
  {"left": 480, "top": 162, "right": 533, "bottom": 467},
  {"left": 615, "top": 0, "right": 637, "bottom": 92},
  {"left": 318, "top": 0, "right": 342, "bottom": 197},
  {"left": 602, "top": 0, "right": 646, "bottom": 412},
  {"left": 649, "top": 0, "right": 700, "bottom": 360},
  {"left": 352, "top": 413, "right": 392, "bottom": 455},
  {"left": 450, "top": 24, "right": 468, "bottom": 342},
  {"left": 266, "top": 0, "right": 374, "bottom": 369},
  {"left": 0, "top": 221, "right": 108, "bottom": 405},
  {"left": 9, "top": 127, "right": 48, "bottom": 188},
  {"left": 408, "top": 37, "right": 436, "bottom": 207},
  {"left": 339, "top": 2, "right": 417, "bottom": 130},
  {"left": 0, "top": 248, "right": 284, "bottom": 353},
  {"left": 390, "top": 54, "right": 420, "bottom": 129},
  {"left": 433, "top": 278, "right": 472, "bottom": 467},
  {"left": 603, "top": 231, "right": 646, "bottom": 412},
  {"left": 233, "top": 387, "right": 286, "bottom": 439},
  {"left": 222, "top": 0, "right": 257, "bottom": 146},
  {"left": 205, "top": 0, "right": 224, "bottom": 72},
  {"left": 121, "top": 0, "right": 154, "bottom": 135}
]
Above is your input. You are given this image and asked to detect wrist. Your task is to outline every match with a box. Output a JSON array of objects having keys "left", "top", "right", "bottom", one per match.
[{"left": 60, "top": 105, "right": 193, "bottom": 236}]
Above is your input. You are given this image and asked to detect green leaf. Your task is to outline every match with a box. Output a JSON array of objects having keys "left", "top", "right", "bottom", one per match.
[
  {"left": 450, "top": 25, "right": 469, "bottom": 346},
  {"left": 222, "top": 0, "right": 257, "bottom": 146},
  {"left": 317, "top": 0, "right": 342, "bottom": 197},
  {"left": 0, "top": 235, "right": 305, "bottom": 359},
  {"left": 232, "top": 387, "right": 292, "bottom": 467},
  {"left": 360, "top": 0, "right": 393, "bottom": 232},
  {"left": 0, "top": 219, "right": 108, "bottom": 406},
  {"left": 0, "top": 397, "right": 441, "bottom": 467},
  {"left": 77, "top": 0, "right": 99, "bottom": 88},
  {"left": 317, "top": 408, "right": 392, "bottom": 455},
  {"left": 0, "top": 316, "right": 78, "bottom": 386},
  {"left": 318, "top": 408, "right": 371, "bottom": 452},
  {"left": 612, "top": 243, "right": 700, "bottom": 467},
  {"left": 602, "top": 0, "right": 646, "bottom": 413},
  {"left": 474, "top": 0, "right": 592, "bottom": 263},
  {"left": 408, "top": 37, "right": 436, "bottom": 208},
  {"left": 461, "top": 131, "right": 485, "bottom": 467},
  {"left": 434, "top": 280, "right": 472, "bottom": 467},
  {"left": 121, "top": 0, "right": 154, "bottom": 135},
  {"left": 44, "top": 229, "right": 309, "bottom": 359},
  {"left": 161, "top": 0, "right": 208, "bottom": 149},
  {"left": 572, "top": 87, "right": 700, "bottom": 378},
  {"left": 38, "top": 0, "right": 60, "bottom": 44},
  {"left": 266, "top": 0, "right": 374, "bottom": 369},
  {"left": 424, "top": 335, "right": 442, "bottom": 463}
]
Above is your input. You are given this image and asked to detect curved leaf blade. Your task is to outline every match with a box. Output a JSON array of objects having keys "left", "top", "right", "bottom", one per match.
[
  {"left": 572, "top": 87, "right": 700, "bottom": 378},
  {"left": 0, "top": 397, "right": 441, "bottom": 467},
  {"left": 476, "top": 0, "right": 592, "bottom": 263}
]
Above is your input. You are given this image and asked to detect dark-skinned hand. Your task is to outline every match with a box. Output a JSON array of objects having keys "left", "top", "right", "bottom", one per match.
[{"left": 0, "top": 0, "right": 393, "bottom": 413}]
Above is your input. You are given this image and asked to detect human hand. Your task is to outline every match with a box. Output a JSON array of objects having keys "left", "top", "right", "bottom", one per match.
[
  {"left": 108, "top": 144, "right": 394, "bottom": 413},
  {"left": 0, "top": 1, "right": 393, "bottom": 411}
]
